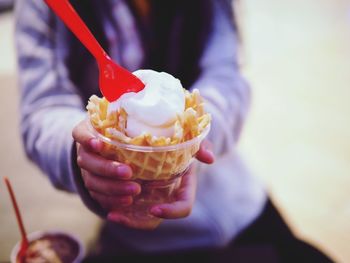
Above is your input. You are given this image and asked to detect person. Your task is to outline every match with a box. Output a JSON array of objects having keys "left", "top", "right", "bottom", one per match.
[
  {"left": 15, "top": 0, "right": 333, "bottom": 262},
  {"left": 0, "top": 0, "right": 13, "bottom": 13}
]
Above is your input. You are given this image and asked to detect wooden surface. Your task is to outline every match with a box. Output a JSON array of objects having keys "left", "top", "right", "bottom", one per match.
[{"left": 1, "top": 0, "right": 349, "bottom": 261}]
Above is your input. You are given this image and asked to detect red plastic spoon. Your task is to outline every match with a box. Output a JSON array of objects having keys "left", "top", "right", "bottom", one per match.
[
  {"left": 44, "top": 0, "right": 145, "bottom": 102},
  {"left": 4, "top": 177, "right": 28, "bottom": 263}
]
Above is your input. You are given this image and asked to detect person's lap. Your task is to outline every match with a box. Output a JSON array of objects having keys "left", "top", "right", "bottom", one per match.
[
  {"left": 226, "top": 199, "right": 333, "bottom": 262},
  {"left": 83, "top": 199, "right": 333, "bottom": 263}
]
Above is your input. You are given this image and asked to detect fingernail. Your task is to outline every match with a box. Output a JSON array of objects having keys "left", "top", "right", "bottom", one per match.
[
  {"left": 90, "top": 139, "right": 101, "bottom": 151},
  {"left": 107, "top": 213, "right": 124, "bottom": 223},
  {"left": 126, "top": 185, "right": 140, "bottom": 195},
  {"left": 115, "top": 165, "right": 132, "bottom": 178},
  {"left": 208, "top": 151, "right": 215, "bottom": 162},
  {"left": 150, "top": 207, "right": 162, "bottom": 217},
  {"left": 120, "top": 196, "right": 132, "bottom": 206}
]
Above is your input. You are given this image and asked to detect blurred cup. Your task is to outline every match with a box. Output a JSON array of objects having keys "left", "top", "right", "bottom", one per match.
[{"left": 10, "top": 230, "right": 84, "bottom": 263}]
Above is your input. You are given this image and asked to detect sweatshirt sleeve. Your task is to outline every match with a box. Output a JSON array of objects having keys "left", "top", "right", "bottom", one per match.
[
  {"left": 15, "top": 0, "right": 86, "bottom": 192},
  {"left": 191, "top": 1, "right": 251, "bottom": 156}
]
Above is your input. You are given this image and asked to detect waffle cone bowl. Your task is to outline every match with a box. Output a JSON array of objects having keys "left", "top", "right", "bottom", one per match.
[
  {"left": 90, "top": 123, "right": 210, "bottom": 180},
  {"left": 87, "top": 89, "right": 211, "bottom": 228}
]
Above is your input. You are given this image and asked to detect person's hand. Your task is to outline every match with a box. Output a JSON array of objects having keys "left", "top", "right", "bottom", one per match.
[
  {"left": 150, "top": 140, "right": 214, "bottom": 218},
  {"left": 72, "top": 119, "right": 141, "bottom": 211},
  {"left": 107, "top": 141, "right": 215, "bottom": 228}
]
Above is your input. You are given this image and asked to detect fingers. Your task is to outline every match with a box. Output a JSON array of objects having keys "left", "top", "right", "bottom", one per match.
[
  {"left": 77, "top": 145, "right": 132, "bottom": 179},
  {"left": 150, "top": 201, "right": 191, "bottom": 219},
  {"left": 107, "top": 171, "right": 196, "bottom": 228},
  {"left": 81, "top": 170, "right": 140, "bottom": 196},
  {"left": 72, "top": 119, "right": 102, "bottom": 153},
  {"left": 107, "top": 212, "right": 159, "bottom": 230},
  {"left": 74, "top": 120, "right": 140, "bottom": 213},
  {"left": 82, "top": 170, "right": 140, "bottom": 212},
  {"left": 149, "top": 169, "right": 197, "bottom": 219},
  {"left": 196, "top": 140, "right": 215, "bottom": 164},
  {"left": 89, "top": 191, "right": 133, "bottom": 210}
]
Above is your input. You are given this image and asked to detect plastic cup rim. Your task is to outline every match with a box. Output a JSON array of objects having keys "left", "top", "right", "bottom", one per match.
[{"left": 89, "top": 121, "right": 210, "bottom": 152}]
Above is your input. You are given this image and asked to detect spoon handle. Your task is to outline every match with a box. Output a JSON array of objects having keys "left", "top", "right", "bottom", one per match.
[
  {"left": 4, "top": 177, "right": 28, "bottom": 247},
  {"left": 44, "top": 0, "right": 107, "bottom": 61}
]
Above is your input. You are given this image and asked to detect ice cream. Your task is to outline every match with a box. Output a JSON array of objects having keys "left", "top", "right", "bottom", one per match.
[
  {"left": 88, "top": 69, "right": 210, "bottom": 147},
  {"left": 108, "top": 70, "right": 185, "bottom": 138}
]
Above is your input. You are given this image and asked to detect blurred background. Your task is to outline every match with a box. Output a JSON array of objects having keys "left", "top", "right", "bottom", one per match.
[{"left": 1, "top": 0, "right": 349, "bottom": 262}]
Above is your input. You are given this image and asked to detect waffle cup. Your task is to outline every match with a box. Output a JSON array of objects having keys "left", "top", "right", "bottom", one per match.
[
  {"left": 89, "top": 124, "right": 210, "bottom": 181},
  {"left": 86, "top": 89, "right": 211, "bottom": 229}
]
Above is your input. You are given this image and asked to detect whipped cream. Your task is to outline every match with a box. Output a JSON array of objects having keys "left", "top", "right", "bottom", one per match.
[{"left": 108, "top": 70, "right": 185, "bottom": 138}]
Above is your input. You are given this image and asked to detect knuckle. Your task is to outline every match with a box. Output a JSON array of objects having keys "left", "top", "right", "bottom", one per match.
[
  {"left": 107, "top": 162, "right": 116, "bottom": 175},
  {"left": 76, "top": 143, "right": 81, "bottom": 153},
  {"left": 89, "top": 190, "right": 98, "bottom": 200},
  {"left": 104, "top": 185, "right": 117, "bottom": 195},
  {"left": 81, "top": 169, "right": 88, "bottom": 179},
  {"left": 100, "top": 161, "right": 115, "bottom": 176},
  {"left": 84, "top": 175, "right": 94, "bottom": 190},
  {"left": 76, "top": 156, "right": 84, "bottom": 167},
  {"left": 107, "top": 183, "right": 123, "bottom": 195},
  {"left": 72, "top": 127, "right": 78, "bottom": 140},
  {"left": 100, "top": 163, "right": 109, "bottom": 176},
  {"left": 72, "top": 121, "right": 85, "bottom": 141}
]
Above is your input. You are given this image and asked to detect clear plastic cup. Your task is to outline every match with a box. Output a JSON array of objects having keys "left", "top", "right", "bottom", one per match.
[
  {"left": 89, "top": 123, "right": 210, "bottom": 229},
  {"left": 10, "top": 230, "right": 85, "bottom": 263}
]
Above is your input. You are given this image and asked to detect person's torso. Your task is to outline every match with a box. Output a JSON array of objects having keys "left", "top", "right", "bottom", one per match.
[{"left": 54, "top": 0, "right": 266, "bottom": 252}]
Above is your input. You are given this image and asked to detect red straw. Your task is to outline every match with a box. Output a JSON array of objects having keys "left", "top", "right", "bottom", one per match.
[{"left": 4, "top": 177, "right": 29, "bottom": 247}]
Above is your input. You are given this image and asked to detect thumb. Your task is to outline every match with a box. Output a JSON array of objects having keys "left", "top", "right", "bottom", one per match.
[
  {"left": 72, "top": 119, "right": 103, "bottom": 153},
  {"left": 196, "top": 141, "right": 215, "bottom": 164}
]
